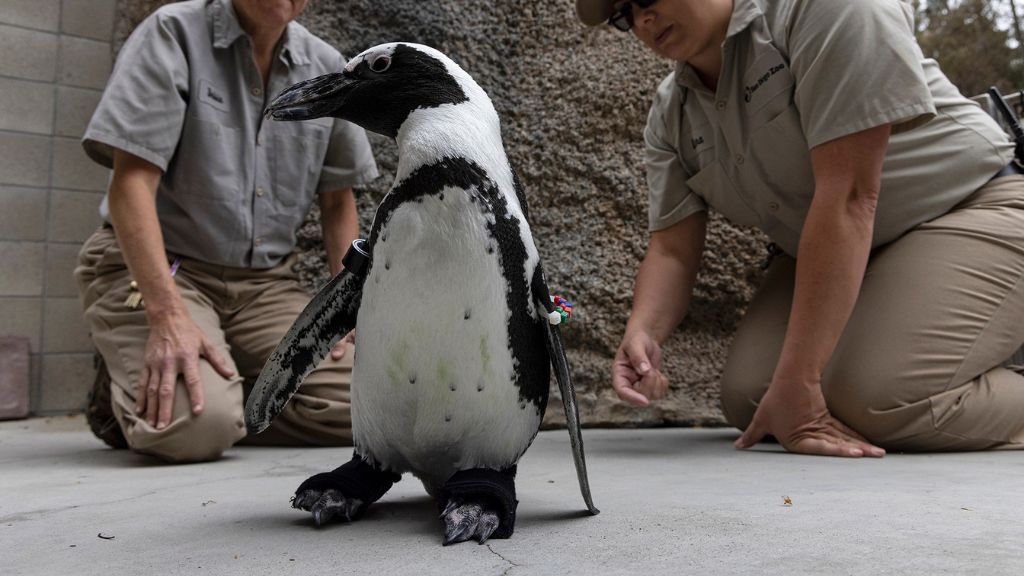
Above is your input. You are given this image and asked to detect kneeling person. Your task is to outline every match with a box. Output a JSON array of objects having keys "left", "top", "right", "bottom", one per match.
[{"left": 75, "top": 0, "right": 378, "bottom": 462}]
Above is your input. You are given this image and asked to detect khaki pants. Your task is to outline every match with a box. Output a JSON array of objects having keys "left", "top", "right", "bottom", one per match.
[
  {"left": 721, "top": 175, "right": 1024, "bottom": 451},
  {"left": 75, "top": 226, "right": 353, "bottom": 462}
]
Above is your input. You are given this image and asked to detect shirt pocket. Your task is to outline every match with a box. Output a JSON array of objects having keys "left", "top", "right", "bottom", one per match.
[
  {"left": 685, "top": 161, "right": 760, "bottom": 228},
  {"left": 748, "top": 102, "right": 813, "bottom": 206},
  {"left": 743, "top": 51, "right": 795, "bottom": 131},
  {"left": 271, "top": 120, "right": 331, "bottom": 207},
  {"left": 174, "top": 117, "right": 241, "bottom": 202}
]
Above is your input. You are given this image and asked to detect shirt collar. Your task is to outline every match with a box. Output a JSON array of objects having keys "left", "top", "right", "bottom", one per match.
[
  {"left": 674, "top": 0, "right": 763, "bottom": 91},
  {"left": 726, "top": 0, "right": 763, "bottom": 39},
  {"left": 279, "top": 24, "right": 310, "bottom": 67},
  {"left": 209, "top": 0, "right": 309, "bottom": 67},
  {"left": 210, "top": 0, "right": 245, "bottom": 49}
]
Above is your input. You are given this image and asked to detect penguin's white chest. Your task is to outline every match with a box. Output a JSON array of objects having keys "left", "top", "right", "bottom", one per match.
[{"left": 351, "top": 186, "right": 541, "bottom": 481}]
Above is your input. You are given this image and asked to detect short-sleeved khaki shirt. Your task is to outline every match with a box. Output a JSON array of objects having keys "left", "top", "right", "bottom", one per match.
[
  {"left": 645, "top": 0, "right": 1014, "bottom": 256},
  {"left": 83, "top": 0, "right": 379, "bottom": 268}
]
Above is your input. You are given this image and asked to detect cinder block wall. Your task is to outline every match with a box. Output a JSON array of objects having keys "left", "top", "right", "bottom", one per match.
[{"left": 0, "top": 0, "right": 117, "bottom": 414}]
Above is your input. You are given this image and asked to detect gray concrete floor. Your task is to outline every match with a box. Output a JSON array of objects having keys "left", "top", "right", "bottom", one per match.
[{"left": 2, "top": 416, "right": 1022, "bottom": 575}]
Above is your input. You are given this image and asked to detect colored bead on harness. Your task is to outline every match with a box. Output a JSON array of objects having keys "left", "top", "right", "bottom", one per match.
[{"left": 547, "top": 295, "right": 573, "bottom": 326}]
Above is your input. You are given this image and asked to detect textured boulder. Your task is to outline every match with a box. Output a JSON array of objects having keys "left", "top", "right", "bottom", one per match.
[{"left": 114, "top": 0, "right": 769, "bottom": 427}]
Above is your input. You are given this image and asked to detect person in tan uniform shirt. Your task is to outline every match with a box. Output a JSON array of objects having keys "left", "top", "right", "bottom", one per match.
[
  {"left": 75, "top": 0, "right": 379, "bottom": 462},
  {"left": 577, "top": 0, "right": 1024, "bottom": 456}
]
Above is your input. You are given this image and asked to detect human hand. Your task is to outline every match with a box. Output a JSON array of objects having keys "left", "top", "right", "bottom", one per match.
[
  {"left": 734, "top": 378, "right": 885, "bottom": 458},
  {"left": 611, "top": 331, "right": 669, "bottom": 406},
  {"left": 136, "top": 311, "right": 235, "bottom": 430},
  {"left": 330, "top": 329, "right": 356, "bottom": 361}
]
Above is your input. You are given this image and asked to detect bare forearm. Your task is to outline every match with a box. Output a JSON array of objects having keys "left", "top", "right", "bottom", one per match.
[
  {"left": 108, "top": 153, "right": 184, "bottom": 321},
  {"left": 775, "top": 200, "right": 874, "bottom": 383},
  {"left": 320, "top": 188, "right": 359, "bottom": 276},
  {"left": 626, "top": 214, "right": 706, "bottom": 343},
  {"left": 774, "top": 125, "right": 888, "bottom": 385}
]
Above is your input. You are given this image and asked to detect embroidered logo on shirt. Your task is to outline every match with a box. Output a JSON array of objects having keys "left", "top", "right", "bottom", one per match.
[
  {"left": 691, "top": 136, "right": 705, "bottom": 150},
  {"left": 206, "top": 86, "right": 224, "bottom": 104},
  {"left": 198, "top": 79, "right": 229, "bottom": 112},
  {"left": 744, "top": 63, "right": 786, "bottom": 103}
]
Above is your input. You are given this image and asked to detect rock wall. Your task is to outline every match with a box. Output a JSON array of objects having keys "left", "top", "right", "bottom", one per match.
[{"left": 115, "top": 0, "right": 769, "bottom": 427}]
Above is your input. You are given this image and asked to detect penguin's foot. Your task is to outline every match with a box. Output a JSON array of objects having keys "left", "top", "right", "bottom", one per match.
[
  {"left": 440, "top": 498, "right": 502, "bottom": 545},
  {"left": 291, "top": 453, "right": 402, "bottom": 526},
  {"left": 436, "top": 467, "right": 518, "bottom": 544},
  {"left": 292, "top": 488, "right": 364, "bottom": 526}
]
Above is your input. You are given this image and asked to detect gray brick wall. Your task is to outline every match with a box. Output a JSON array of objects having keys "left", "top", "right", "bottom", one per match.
[{"left": 0, "top": 0, "right": 117, "bottom": 415}]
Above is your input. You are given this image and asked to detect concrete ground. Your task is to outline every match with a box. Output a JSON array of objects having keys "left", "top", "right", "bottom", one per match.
[{"left": 2, "top": 417, "right": 1022, "bottom": 576}]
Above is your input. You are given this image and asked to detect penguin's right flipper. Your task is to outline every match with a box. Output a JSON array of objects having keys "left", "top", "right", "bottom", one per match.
[
  {"left": 531, "top": 265, "right": 599, "bottom": 516},
  {"left": 244, "top": 268, "right": 365, "bottom": 435},
  {"left": 292, "top": 453, "right": 401, "bottom": 526}
]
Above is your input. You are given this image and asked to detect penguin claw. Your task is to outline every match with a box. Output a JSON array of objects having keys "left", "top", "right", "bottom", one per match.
[
  {"left": 292, "top": 489, "right": 321, "bottom": 512},
  {"left": 440, "top": 499, "right": 461, "bottom": 518},
  {"left": 440, "top": 500, "right": 501, "bottom": 546},
  {"left": 294, "top": 488, "right": 363, "bottom": 527},
  {"left": 475, "top": 511, "right": 500, "bottom": 544}
]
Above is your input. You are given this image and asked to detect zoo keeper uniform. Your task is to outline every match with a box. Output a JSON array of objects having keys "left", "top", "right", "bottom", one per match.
[
  {"left": 644, "top": 0, "right": 1024, "bottom": 450},
  {"left": 75, "top": 0, "right": 379, "bottom": 461}
]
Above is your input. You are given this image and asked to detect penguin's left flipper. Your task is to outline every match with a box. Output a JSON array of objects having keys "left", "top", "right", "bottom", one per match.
[
  {"left": 531, "top": 264, "right": 600, "bottom": 516},
  {"left": 244, "top": 268, "right": 365, "bottom": 435},
  {"left": 292, "top": 453, "right": 401, "bottom": 526}
]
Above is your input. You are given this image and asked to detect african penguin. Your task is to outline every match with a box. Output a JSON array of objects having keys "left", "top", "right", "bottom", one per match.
[{"left": 247, "top": 42, "right": 598, "bottom": 546}]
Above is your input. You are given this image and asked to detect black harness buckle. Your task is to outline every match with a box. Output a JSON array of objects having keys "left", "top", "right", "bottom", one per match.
[{"left": 341, "top": 238, "right": 370, "bottom": 277}]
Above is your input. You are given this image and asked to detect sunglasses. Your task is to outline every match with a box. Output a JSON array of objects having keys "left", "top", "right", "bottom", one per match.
[{"left": 608, "top": 0, "right": 659, "bottom": 32}]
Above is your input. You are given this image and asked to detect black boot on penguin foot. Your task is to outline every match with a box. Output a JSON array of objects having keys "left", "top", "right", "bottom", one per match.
[
  {"left": 291, "top": 453, "right": 401, "bottom": 527},
  {"left": 437, "top": 467, "right": 518, "bottom": 545}
]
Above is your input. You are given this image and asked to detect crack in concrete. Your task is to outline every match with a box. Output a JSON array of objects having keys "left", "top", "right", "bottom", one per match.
[
  {"left": 486, "top": 544, "right": 520, "bottom": 575},
  {"left": 0, "top": 489, "right": 162, "bottom": 523}
]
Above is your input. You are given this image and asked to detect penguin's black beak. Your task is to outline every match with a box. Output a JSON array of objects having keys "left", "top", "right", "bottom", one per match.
[{"left": 265, "top": 72, "right": 356, "bottom": 121}]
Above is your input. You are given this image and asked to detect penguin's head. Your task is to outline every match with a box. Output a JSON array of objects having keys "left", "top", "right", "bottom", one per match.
[{"left": 266, "top": 43, "right": 480, "bottom": 139}]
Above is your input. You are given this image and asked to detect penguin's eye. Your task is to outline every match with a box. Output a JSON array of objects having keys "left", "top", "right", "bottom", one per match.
[{"left": 369, "top": 55, "right": 392, "bottom": 73}]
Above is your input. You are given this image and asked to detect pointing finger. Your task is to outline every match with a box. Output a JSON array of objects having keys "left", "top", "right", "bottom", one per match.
[
  {"left": 145, "top": 367, "right": 160, "bottom": 427},
  {"left": 624, "top": 341, "right": 652, "bottom": 375},
  {"left": 182, "top": 359, "right": 204, "bottom": 414},
  {"left": 135, "top": 366, "right": 149, "bottom": 415},
  {"left": 156, "top": 363, "right": 176, "bottom": 430},
  {"left": 612, "top": 367, "right": 649, "bottom": 406},
  {"left": 330, "top": 341, "right": 348, "bottom": 361},
  {"left": 202, "top": 340, "right": 235, "bottom": 379},
  {"left": 734, "top": 420, "right": 766, "bottom": 450}
]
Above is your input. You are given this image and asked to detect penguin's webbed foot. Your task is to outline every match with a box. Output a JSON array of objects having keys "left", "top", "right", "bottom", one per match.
[
  {"left": 441, "top": 498, "right": 501, "bottom": 545},
  {"left": 437, "top": 467, "right": 518, "bottom": 545},
  {"left": 291, "top": 453, "right": 401, "bottom": 527},
  {"left": 292, "top": 488, "right": 364, "bottom": 526}
]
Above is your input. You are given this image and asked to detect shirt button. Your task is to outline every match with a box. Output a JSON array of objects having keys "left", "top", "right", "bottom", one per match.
[
  {"left": 251, "top": 86, "right": 262, "bottom": 97},
  {"left": 768, "top": 201, "right": 780, "bottom": 211},
  {"left": 734, "top": 154, "right": 745, "bottom": 165},
  {"left": 256, "top": 187, "right": 264, "bottom": 197},
  {"left": 255, "top": 237, "right": 263, "bottom": 247},
  {"left": 256, "top": 134, "right": 264, "bottom": 146},
  {"left": 715, "top": 100, "right": 726, "bottom": 111}
]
